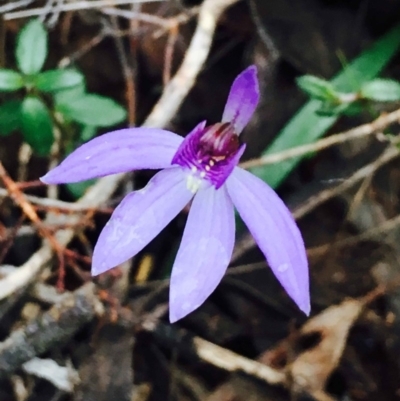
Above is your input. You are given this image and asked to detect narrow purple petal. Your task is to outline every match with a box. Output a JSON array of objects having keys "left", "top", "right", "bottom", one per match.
[
  {"left": 226, "top": 167, "right": 310, "bottom": 315},
  {"left": 92, "top": 168, "right": 193, "bottom": 275},
  {"left": 169, "top": 186, "right": 235, "bottom": 322},
  {"left": 221, "top": 65, "right": 260, "bottom": 134},
  {"left": 41, "top": 128, "right": 183, "bottom": 184}
]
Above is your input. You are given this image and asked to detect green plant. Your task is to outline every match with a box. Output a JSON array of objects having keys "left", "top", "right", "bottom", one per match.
[
  {"left": 296, "top": 74, "right": 400, "bottom": 116},
  {"left": 250, "top": 23, "right": 400, "bottom": 188},
  {"left": 0, "top": 19, "right": 127, "bottom": 157}
]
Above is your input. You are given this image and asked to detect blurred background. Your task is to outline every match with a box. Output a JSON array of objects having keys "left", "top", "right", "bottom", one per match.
[{"left": 1, "top": 0, "right": 400, "bottom": 400}]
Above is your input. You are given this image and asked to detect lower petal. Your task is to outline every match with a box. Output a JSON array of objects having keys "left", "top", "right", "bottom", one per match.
[
  {"left": 226, "top": 167, "right": 310, "bottom": 315},
  {"left": 92, "top": 168, "right": 193, "bottom": 275},
  {"left": 169, "top": 185, "right": 235, "bottom": 322}
]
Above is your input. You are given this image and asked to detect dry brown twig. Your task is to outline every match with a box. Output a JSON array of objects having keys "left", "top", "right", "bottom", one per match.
[
  {"left": 108, "top": 15, "right": 137, "bottom": 126},
  {"left": 0, "top": 0, "right": 34, "bottom": 14},
  {"left": 240, "top": 107, "right": 400, "bottom": 169},
  {"left": 0, "top": 161, "right": 64, "bottom": 264},
  {"left": 141, "top": 319, "right": 286, "bottom": 385},
  {"left": 307, "top": 209, "right": 400, "bottom": 258},
  {"left": 101, "top": 6, "right": 199, "bottom": 38},
  {"left": 292, "top": 143, "right": 400, "bottom": 219},
  {"left": 2, "top": 0, "right": 165, "bottom": 20},
  {"left": 0, "top": 187, "right": 111, "bottom": 213}
]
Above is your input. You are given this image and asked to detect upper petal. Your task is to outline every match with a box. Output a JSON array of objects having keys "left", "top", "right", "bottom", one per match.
[
  {"left": 226, "top": 167, "right": 310, "bottom": 315},
  {"left": 92, "top": 168, "right": 193, "bottom": 275},
  {"left": 41, "top": 128, "right": 183, "bottom": 184},
  {"left": 221, "top": 65, "right": 260, "bottom": 134},
  {"left": 169, "top": 185, "right": 235, "bottom": 322}
]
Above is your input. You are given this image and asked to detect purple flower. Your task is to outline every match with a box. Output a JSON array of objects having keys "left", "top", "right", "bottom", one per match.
[{"left": 41, "top": 66, "right": 310, "bottom": 322}]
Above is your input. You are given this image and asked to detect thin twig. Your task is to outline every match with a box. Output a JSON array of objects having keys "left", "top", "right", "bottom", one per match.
[
  {"left": 163, "top": 23, "right": 179, "bottom": 86},
  {"left": 102, "top": 7, "right": 169, "bottom": 27},
  {"left": 3, "top": 0, "right": 166, "bottom": 20},
  {"left": 142, "top": 320, "right": 286, "bottom": 385},
  {"left": 108, "top": 15, "right": 137, "bottom": 126},
  {"left": 292, "top": 145, "right": 400, "bottom": 219},
  {"left": 240, "top": 108, "right": 400, "bottom": 169},
  {"left": 0, "top": 0, "right": 34, "bottom": 13},
  {"left": 59, "top": 32, "right": 106, "bottom": 68},
  {"left": 307, "top": 213, "right": 400, "bottom": 258},
  {"left": 17, "top": 143, "right": 32, "bottom": 182},
  {"left": 0, "top": 188, "right": 110, "bottom": 213},
  {"left": 0, "top": 162, "right": 64, "bottom": 259},
  {"left": 152, "top": 6, "right": 200, "bottom": 39}
]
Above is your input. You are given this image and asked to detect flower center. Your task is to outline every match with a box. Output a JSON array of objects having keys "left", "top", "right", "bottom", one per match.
[
  {"left": 172, "top": 121, "right": 244, "bottom": 190},
  {"left": 198, "top": 122, "right": 240, "bottom": 160}
]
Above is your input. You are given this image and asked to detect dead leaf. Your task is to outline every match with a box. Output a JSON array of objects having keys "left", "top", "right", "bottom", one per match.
[{"left": 290, "top": 299, "right": 364, "bottom": 393}]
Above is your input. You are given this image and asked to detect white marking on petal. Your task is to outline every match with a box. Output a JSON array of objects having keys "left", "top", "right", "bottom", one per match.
[
  {"left": 186, "top": 174, "right": 204, "bottom": 193},
  {"left": 278, "top": 263, "right": 290, "bottom": 272}
]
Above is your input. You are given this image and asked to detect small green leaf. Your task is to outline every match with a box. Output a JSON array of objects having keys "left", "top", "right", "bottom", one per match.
[
  {"left": 66, "top": 180, "right": 96, "bottom": 199},
  {"left": 341, "top": 102, "right": 364, "bottom": 117},
  {"left": 35, "top": 69, "right": 84, "bottom": 92},
  {"left": 21, "top": 96, "right": 53, "bottom": 155},
  {"left": 54, "top": 83, "right": 86, "bottom": 105},
  {"left": 80, "top": 125, "right": 97, "bottom": 141},
  {"left": 316, "top": 101, "right": 351, "bottom": 116},
  {"left": 360, "top": 78, "right": 400, "bottom": 101},
  {"left": 296, "top": 75, "right": 338, "bottom": 101},
  {"left": 56, "top": 94, "right": 126, "bottom": 127},
  {"left": 0, "top": 69, "right": 24, "bottom": 91},
  {"left": 16, "top": 19, "right": 48, "bottom": 75},
  {"left": 0, "top": 100, "right": 22, "bottom": 136}
]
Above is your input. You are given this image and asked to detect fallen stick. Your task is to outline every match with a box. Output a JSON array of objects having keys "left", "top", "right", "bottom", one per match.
[{"left": 0, "top": 283, "right": 103, "bottom": 378}]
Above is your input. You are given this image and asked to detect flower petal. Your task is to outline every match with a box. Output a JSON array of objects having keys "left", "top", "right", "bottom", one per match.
[
  {"left": 41, "top": 128, "right": 183, "bottom": 184},
  {"left": 221, "top": 65, "right": 260, "bottom": 134},
  {"left": 92, "top": 168, "right": 193, "bottom": 275},
  {"left": 226, "top": 167, "right": 310, "bottom": 315},
  {"left": 169, "top": 185, "right": 235, "bottom": 322}
]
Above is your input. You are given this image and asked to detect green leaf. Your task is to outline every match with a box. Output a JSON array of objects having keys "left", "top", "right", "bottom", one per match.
[
  {"left": 80, "top": 125, "right": 97, "bottom": 141},
  {"left": 0, "top": 100, "right": 22, "bottom": 136},
  {"left": 341, "top": 102, "right": 364, "bottom": 117},
  {"left": 316, "top": 101, "right": 351, "bottom": 116},
  {"left": 16, "top": 19, "right": 48, "bottom": 75},
  {"left": 66, "top": 180, "right": 96, "bottom": 199},
  {"left": 54, "top": 83, "right": 86, "bottom": 105},
  {"left": 252, "top": 23, "right": 400, "bottom": 189},
  {"left": 34, "top": 69, "right": 84, "bottom": 92},
  {"left": 20, "top": 96, "right": 53, "bottom": 155},
  {"left": 360, "top": 78, "right": 400, "bottom": 101},
  {"left": 296, "top": 75, "right": 338, "bottom": 101},
  {"left": 0, "top": 69, "right": 24, "bottom": 91},
  {"left": 56, "top": 94, "right": 126, "bottom": 127}
]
